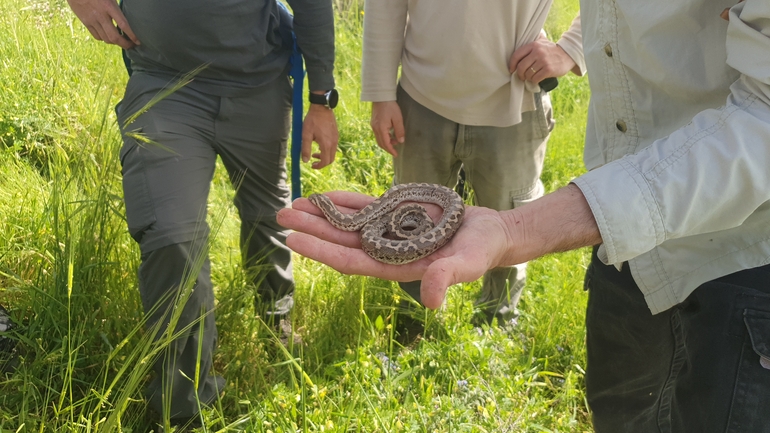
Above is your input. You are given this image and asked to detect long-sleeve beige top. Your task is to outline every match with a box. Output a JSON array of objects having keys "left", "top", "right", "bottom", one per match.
[{"left": 361, "top": 0, "right": 584, "bottom": 127}]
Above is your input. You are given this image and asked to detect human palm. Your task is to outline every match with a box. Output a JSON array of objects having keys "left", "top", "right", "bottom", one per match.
[{"left": 276, "top": 191, "right": 511, "bottom": 308}]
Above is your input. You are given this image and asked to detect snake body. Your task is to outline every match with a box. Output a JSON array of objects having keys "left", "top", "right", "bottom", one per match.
[{"left": 308, "top": 183, "right": 465, "bottom": 265}]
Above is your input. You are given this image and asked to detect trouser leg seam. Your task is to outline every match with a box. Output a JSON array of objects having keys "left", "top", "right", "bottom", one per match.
[{"left": 657, "top": 309, "right": 687, "bottom": 433}]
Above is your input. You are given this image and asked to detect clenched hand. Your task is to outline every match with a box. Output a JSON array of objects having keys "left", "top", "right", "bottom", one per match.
[{"left": 66, "top": 0, "right": 140, "bottom": 49}]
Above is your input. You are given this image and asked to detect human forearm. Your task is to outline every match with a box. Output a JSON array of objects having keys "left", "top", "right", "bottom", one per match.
[
  {"left": 497, "top": 184, "right": 601, "bottom": 267},
  {"left": 556, "top": 13, "right": 585, "bottom": 76}
]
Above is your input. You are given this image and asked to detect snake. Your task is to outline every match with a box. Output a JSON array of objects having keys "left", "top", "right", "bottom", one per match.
[{"left": 308, "top": 183, "right": 465, "bottom": 265}]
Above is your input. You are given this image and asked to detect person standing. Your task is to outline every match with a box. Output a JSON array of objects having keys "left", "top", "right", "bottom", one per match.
[
  {"left": 361, "top": 0, "right": 584, "bottom": 325},
  {"left": 66, "top": 0, "right": 339, "bottom": 424},
  {"left": 279, "top": 1, "right": 770, "bottom": 431}
]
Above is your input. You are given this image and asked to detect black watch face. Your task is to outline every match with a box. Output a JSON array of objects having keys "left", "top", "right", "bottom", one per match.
[{"left": 327, "top": 89, "right": 339, "bottom": 109}]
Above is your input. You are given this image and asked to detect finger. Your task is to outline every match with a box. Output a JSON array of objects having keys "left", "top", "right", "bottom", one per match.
[
  {"left": 720, "top": 7, "right": 730, "bottom": 20},
  {"left": 100, "top": 20, "right": 135, "bottom": 49},
  {"left": 531, "top": 68, "right": 549, "bottom": 84},
  {"left": 89, "top": 17, "right": 110, "bottom": 42},
  {"left": 391, "top": 116, "right": 406, "bottom": 146},
  {"left": 518, "top": 60, "right": 536, "bottom": 82},
  {"left": 311, "top": 147, "right": 334, "bottom": 169},
  {"left": 323, "top": 191, "right": 378, "bottom": 209},
  {"left": 323, "top": 141, "right": 337, "bottom": 167},
  {"left": 374, "top": 124, "right": 397, "bottom": 157},
  {"left": 369, "top": 119, "right": 385, "bottom": 147},
  {"left": 310, "top": 147, "right": 326, "bottom": 169},
  {"left": 326, "top": 190, "right": 445, "bottom": 222},
  {"left": 302, "top": 189, "right": 444, "bottom": 229},
  {"left": 277, "top": 209, "right": 362, "bottom": 248},
  {"left": 289, "top": 197, "right": 326, "bottom": 216},
  {"left": 286, "top": 232, "right": 426, "bottom": 281},
  {"left": 420, "top": 256, "right": 471, "bottom": 309},
  {"left": 526, "top": 63, "right": 541, "bottom": 82},
  {"left": 509, "top": 44, "right": 532, "bottom": 74},
  {"left": 109, "top": 7, "right": 140, "bottom": 45},
  {"left": 120, "top": 26, "right": 140, "bottom": 46},
  {"left": 292, "top": 196, "right": 363, "bottom": 217},
  {"left": 85, "top": 25, "right": 103, "bottom": 42},
  {"left": 286, "top": 232, "right": 368, "bottom": 269},
  {"left": 295, "top": 194, "right": 368, "bottom": 217},
  {"left": 301, "top": 132, "right": 312, "bottom": 163}
]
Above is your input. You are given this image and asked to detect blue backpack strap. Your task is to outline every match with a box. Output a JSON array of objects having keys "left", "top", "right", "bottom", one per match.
[{"left": 278, "top": 3, "right": 305, "bottom": 201}]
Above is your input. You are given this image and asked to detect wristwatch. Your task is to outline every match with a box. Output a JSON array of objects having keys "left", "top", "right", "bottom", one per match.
[{"left": 309, "top": 89, "right": 339, "bottom": 109}]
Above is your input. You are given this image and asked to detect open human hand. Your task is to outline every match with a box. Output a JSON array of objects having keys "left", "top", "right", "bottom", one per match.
[
  {"left": 370, "top": 101, "right": 405, "bottom": 157},
  {"left": 301, "top": 104, "right": 339, "bottom": 169},
  {"left": 276, "top": 191, "right": 512, "bottom": 309}
]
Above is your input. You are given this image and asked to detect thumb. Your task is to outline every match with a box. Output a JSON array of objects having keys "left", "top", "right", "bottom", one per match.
[
  {"left": 392, "top": 115, "right": 406, "bottom": 144},
  {"left": 419, "top": 256, "right": 469, "bottom": 309}
]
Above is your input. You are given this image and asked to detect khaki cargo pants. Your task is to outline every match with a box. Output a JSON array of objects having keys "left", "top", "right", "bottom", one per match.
[{"left": 394, "top": 85, "right": 554, "bottom": 324}]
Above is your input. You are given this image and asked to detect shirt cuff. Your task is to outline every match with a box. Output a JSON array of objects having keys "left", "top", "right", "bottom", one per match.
[
  {"left": 306, "top": 67, "right": 335, "bottom": 92},
  {"left": 572, "top": 158, "right": 665, "bottom": 265},
  {"left": 556, "top": 40, "right": 586, "bottom": 76},
  {"left": 360, "top": 90, "right": 398, "bottom": 102}
]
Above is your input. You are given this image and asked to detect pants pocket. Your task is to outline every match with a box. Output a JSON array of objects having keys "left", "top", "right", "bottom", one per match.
[
  {"left": 533, "top": 92, "right": 555, "bottom": 140},
  {"left": 120, "top": 141, "right": 157, "bottom": 244},
  {"left": 511, "top": 180, "right": 544, "bottom": 208},
  {"left": 726, "top": 308, "right": 770, "bottom": 433},
  {"left": 115, "top": 74, "right": 164, "bottom": 245}
]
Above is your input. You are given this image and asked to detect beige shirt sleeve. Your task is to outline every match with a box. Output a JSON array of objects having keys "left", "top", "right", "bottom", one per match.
[
  {"left": 556, "top": 13, "right": 586, "bottom": 76},
  {"left": 360, "top": 0, "right": 408, "bottom": 102}
]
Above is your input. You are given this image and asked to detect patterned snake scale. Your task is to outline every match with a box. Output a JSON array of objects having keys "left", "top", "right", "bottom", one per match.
[{"left": 308, "top": 183, "right": 465, "bottom": 265}]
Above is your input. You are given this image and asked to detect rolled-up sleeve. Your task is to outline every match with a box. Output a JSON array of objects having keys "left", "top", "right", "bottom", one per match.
[
  {"left": 287, "top": 0, "right": 336, "bottom": 91},
  {"left": 556, "top": 13, "right": 586, "bottom": 76}
]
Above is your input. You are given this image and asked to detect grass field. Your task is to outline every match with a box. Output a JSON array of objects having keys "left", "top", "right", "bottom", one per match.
[{"left": 0, "top": 0, "right": 593, "bottom": 431}]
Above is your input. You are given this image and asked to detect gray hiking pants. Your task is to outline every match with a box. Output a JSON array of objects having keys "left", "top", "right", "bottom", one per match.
[
  {"left": 116, "top": 71, "right": 294, "bottom": 419},
  {"left": 394, "top": 86, "right": 554, "bottom": 324}
]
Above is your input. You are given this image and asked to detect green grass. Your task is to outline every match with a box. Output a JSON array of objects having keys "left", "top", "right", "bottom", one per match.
[{"left": 0, "top": 0, "right": 592, "bottom": 431}]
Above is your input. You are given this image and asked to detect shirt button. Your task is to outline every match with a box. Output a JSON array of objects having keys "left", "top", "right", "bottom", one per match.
[
  {"left": 616, "top": 120, "right": 627, "bottom": 133},
  {"left": 604, "top": 43, "right": 613, "bottom": 57}
]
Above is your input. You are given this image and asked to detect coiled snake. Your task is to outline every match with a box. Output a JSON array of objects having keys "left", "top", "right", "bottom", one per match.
[{"left": 308, "top": 183, "right": 465, "bottom": 265}]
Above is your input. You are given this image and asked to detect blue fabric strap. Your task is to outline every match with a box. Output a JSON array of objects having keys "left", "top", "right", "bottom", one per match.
[
  {"left": 277, "top": 1, "right": 305, "bottom": 201},
  {"left": 288, "top": 35, "right": 305, "bottom": 201}
]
